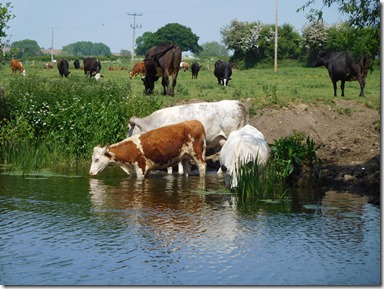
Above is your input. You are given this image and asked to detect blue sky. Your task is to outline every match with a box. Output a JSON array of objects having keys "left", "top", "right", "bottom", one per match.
[{"left": 6, "top": 0, "right": 346, "bottom": 53}]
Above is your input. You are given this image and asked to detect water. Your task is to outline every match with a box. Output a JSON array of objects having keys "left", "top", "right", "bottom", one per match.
[{"left": 0, "top": 167, "right": 380, "bottom": 285}]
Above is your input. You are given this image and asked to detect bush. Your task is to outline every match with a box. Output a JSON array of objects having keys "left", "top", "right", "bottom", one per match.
[
  {"left": 0, "top": 74, "right": 163, "bottom": 170},
  {"left": 233, "top": 132, "right": 321, "bottom": 210}
]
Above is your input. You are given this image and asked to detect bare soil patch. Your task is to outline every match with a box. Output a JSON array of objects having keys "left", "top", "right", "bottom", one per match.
[{"left": 245, "top": 99, "right": 380, "bottom": 204}]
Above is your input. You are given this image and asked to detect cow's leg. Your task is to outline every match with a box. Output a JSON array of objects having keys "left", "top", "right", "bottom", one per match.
[
  {"left": 358, "top": 77, "right": 365, "bottom": 97},
  {"left": 332, "top": 80, "right": 338, "bottom": 96},
  {"left": 169, "top": 69, "right": 179, "bottom": 97},
  {"left": 340, "top": 80, "right": 345, "bottom": 97},
  {"left": 181, "top": 158, "right": 190, "bottom": 176},
  {"left": 177, "top": 162, "right": 184, "bottom": 175},
  {"left": 161, "top": 75, "right": 169, "bottom": 95}
]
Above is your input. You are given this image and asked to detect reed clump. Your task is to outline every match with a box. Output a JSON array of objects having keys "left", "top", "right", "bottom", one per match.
[{"left": 234, "top": 133, "right": 321, "bottom": 211}]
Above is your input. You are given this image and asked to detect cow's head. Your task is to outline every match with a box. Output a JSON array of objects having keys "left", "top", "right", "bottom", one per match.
[
  {"left": 142, "top": 75, "right": 154, "bottom": 94},
  {"left": 21, "top": 69, "right": 26, "bottom": 76},
  {"left": 313, "top": 51, "right": 327, "bottom": 67},
  {"left": 89, "top": 144, "right": 114, "bottom": 176}
]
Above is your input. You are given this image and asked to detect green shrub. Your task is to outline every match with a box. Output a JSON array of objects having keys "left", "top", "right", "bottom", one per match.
[
  {"left": 233, "top": 133, "right": 321, "bottom": 210},
  {"left": 0, "top": 74, "right": 163, "bottom": 170}
]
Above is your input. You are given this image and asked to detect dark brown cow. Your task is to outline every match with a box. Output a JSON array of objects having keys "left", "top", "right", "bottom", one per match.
[
  {"left": 83, "top": 57, "right": 103, "bottom": 80},
  {"left": 57, "top": 59, "right": 70, "bottom": 77},
  {"left": 142, "top": 43, "right": 181, "bottom": 96},
  {"left": 313, "top": 51, "right": 371, "bottom": 97}
]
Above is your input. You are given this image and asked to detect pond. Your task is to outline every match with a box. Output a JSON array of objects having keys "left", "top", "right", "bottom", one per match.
[{"left": 0, "top": 166, "right": 380, "bottom": 285}]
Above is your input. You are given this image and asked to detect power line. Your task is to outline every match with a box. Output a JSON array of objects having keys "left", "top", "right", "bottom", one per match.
[{"left": 127, "top": 12, "right": 142, "bottom": 64}]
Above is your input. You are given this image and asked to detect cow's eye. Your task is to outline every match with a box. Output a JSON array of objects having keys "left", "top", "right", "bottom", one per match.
[{"left": 94, "top": 158, "right": 99, "bottom": 163}]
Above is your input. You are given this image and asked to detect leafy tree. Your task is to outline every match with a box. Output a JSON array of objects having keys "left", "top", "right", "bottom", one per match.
[
  {"left": 198, "top": 41, "right": 229, "bottom": 57},
  {"left": 11, "top": 39, "right": 41, "bottom": 58},
  {"left": 300, "top": 20, "right": 329, "bottom": 64},
  {"left": 135, "top": 23, "right": 202, "bottom": 55},
  {"left": 221, "top": 20, "right": 301, "bottom": 68},
  {"left": 0, "top": 2, "right": 14, "bottom": 38},
  {"left": 62, "top": 41, "right": 111, "bottom": 57},
  {"left": 135, "top": 31, "right": 156, "bottom": 55},
  {"left": 298, "top": 0, "right": 380, "bottom": 59}
]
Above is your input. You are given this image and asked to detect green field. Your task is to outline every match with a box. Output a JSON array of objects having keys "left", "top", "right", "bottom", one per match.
[
  {"left": 0, "top": 58, "right": 380, "bottom": 170},
  {"left": 1, "top": 58, "right": 380, "bottom": 110}
]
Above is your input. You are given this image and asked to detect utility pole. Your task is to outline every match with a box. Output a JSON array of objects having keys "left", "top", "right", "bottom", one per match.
[
  {"left": 48, "top": 27, "right": 57, "bottom": 62},
  {"left": 127, "top": 12, "right": 142, "bottom": 64},
  {"left": 274, "top": 0, "right": 278, "bottom": 73}
]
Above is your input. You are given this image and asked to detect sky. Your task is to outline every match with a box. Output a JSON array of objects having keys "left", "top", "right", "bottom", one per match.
[{"left": 5, "top": 0, "right": 347, "bottom": 53}]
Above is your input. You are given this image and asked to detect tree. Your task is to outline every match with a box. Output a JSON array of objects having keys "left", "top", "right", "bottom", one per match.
[
  {"left": 298, "top": 0, "right": 380, "bottom": 59},
  {"left": 62, "top": 41, "right": 111, "bottom": 56},
  {"left": 0, "top": 2, "right": 14, "bottom": 39},
  {"left": 11, "top": 39, "right": 41, "bottom": 58},
  {"left": 135, "top": 23, "right": 202, "bottom": 55},
  {"left": 198, "top": 41, "right": 229, "bottom": 57},
  {"left": 221, "top": 20, "right": 301, "bottom": 68}
]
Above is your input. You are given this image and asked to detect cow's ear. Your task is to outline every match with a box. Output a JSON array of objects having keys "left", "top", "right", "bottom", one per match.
[
  {"left": 97, "top": 144, "right": 103, "bottom": 148},
  {"left": 319, "top": 50, "right": 326, "bottom": 57}
]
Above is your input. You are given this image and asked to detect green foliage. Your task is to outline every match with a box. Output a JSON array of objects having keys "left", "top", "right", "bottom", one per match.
[
  {"left": 0, "top": 2, "right": 14, "bottom": 38},
  {"left": 0, "top": 74, "right": 161, "bottom": 169},
  {"left": 198, "top": 41, "right": 229, "bottom": 58},
  {"left": 10, "top": 39, "right": 42, "bottom": 58},
  {"left": 136, "top": 23, "right": 202, "bottom": 55},
  {"left": 62, "top": 41, "right": 112, "bottom": 57},
  {"left": 234, "top": 133, "right": 321, "bottom": 209}
]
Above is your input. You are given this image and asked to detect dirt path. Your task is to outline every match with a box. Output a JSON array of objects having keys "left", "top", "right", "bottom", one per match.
[{"left": 245, "top": 99, "right": 380, "bottom": 204}]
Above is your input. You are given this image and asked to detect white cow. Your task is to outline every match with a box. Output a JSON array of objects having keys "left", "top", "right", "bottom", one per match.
[
  {"left": 219, "top": 125, "right": 269, "bottom": 189},
  {"left": 127, "top": 100, "right": 248, "bottom": 174}
]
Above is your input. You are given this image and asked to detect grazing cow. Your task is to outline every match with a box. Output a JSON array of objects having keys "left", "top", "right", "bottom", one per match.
[
  {"left": 142, "top": 43, "right": 181, "bottom": 96},
  {"left": 89, "top": 120, "right": 207, "bottom": 178},
  {"left": 219, "top": 125, "right": 269, "bottom": 189},
  {"left": 214, "top": 60, "right": 232, "bottom": 86},
  {"left": 10, "top": 60, "right": 25, "bottom": 76},
  {"left": 83, "top": 57, "right": 103, "bottom": 80},
  {"left": 191, "top": 62, "right": 202, "bottom": 79},
  {"left": 313, "top": 51, "right": 371, "bottom": 97},
  {"left": 57, "top": 58, "right": 70, "bottom": 78},
  {"left": 44, "top": 63, "right": 53, "bottom": 69},
  {"left": 128, "top": 100, "right": 248, "bottom": 173},
  {"left": 73, "top": 59, "right": 80, "bottom": 69},
  {"left": 180, "top": 61, "right": 189, "bottom": 72},
  {"left": 129, "top": 61, "right": 146, "bottom": 78}
]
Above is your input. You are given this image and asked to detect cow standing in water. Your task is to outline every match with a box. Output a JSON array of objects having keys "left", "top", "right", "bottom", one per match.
[
  {"left": 142, "top": 43, "right": 181, "bottom": 96},
  {"left": 89, "top": 120, "right": 207, "bottom": 178},
  {"left": 57, "top": 59, "right": 70, "bottom": 77},
  {"left": 313, "top": 51, "right": 371, "bottom": 97}
]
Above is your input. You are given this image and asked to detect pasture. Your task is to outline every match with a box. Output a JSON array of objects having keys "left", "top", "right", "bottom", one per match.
[{"left": 0, "top": 58, "right": 380, "bottom": 170}]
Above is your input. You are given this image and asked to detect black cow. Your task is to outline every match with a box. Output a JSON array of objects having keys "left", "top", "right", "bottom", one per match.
[
  {"left": 73, "top": 59, "right": 80, "bottom": 69},
  {"left": 57, "top": 58, "right": 70, "bottom": 78},
  {"left": 142, "top": 43, "right": 181, "bottom": 96},
  {"left": 191, "top": 62, "right": 202, "bottom": 79},
  {"left": 83, "top": 57, "right": 103, "bottom": 80},
  {"left": 313, "top": 51, "right": 371, "bottom": 97},
  {"left": 214, "top": 60, "right": 232, "bottom": 86}
]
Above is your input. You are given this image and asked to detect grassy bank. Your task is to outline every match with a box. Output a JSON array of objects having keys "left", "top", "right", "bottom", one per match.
[{"left": 0, "top": 59, "right": 380, "bottom": 171}]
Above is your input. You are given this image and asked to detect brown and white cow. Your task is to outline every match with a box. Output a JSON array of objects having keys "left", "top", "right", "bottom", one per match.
[
  {"left": 129, "top": 61, "right": 146, "bottom": 78},
  {"left": 89, "top": 120, "right": 207, "bottom": 178},
  {"left": 180, "top": 61, "right": 189, "bottom": 72},
  {"left": 10, "top": 59, "right": 26, "bottom": 76}
]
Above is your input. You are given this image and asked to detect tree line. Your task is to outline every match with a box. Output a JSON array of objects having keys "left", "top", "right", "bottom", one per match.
[{"left": 1, "top": 0, "right": 379, "bottom": 69}]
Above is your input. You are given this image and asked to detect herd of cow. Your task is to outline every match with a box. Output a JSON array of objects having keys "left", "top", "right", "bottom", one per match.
[
  {"left": 7, "top": 43, "right": 372, "bottom": 188},
  {"left": 90, "top": 100, "right": 270, "bottom": 189}
]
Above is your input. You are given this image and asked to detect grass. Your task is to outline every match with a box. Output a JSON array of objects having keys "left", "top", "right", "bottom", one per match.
[{"left": 0, "top": 58, "right": 380, "bottom": 172}]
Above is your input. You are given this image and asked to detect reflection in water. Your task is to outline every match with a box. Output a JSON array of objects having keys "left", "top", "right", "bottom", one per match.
[{"left": 0, "top": 170, "right": 380, "bottom": 285}]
